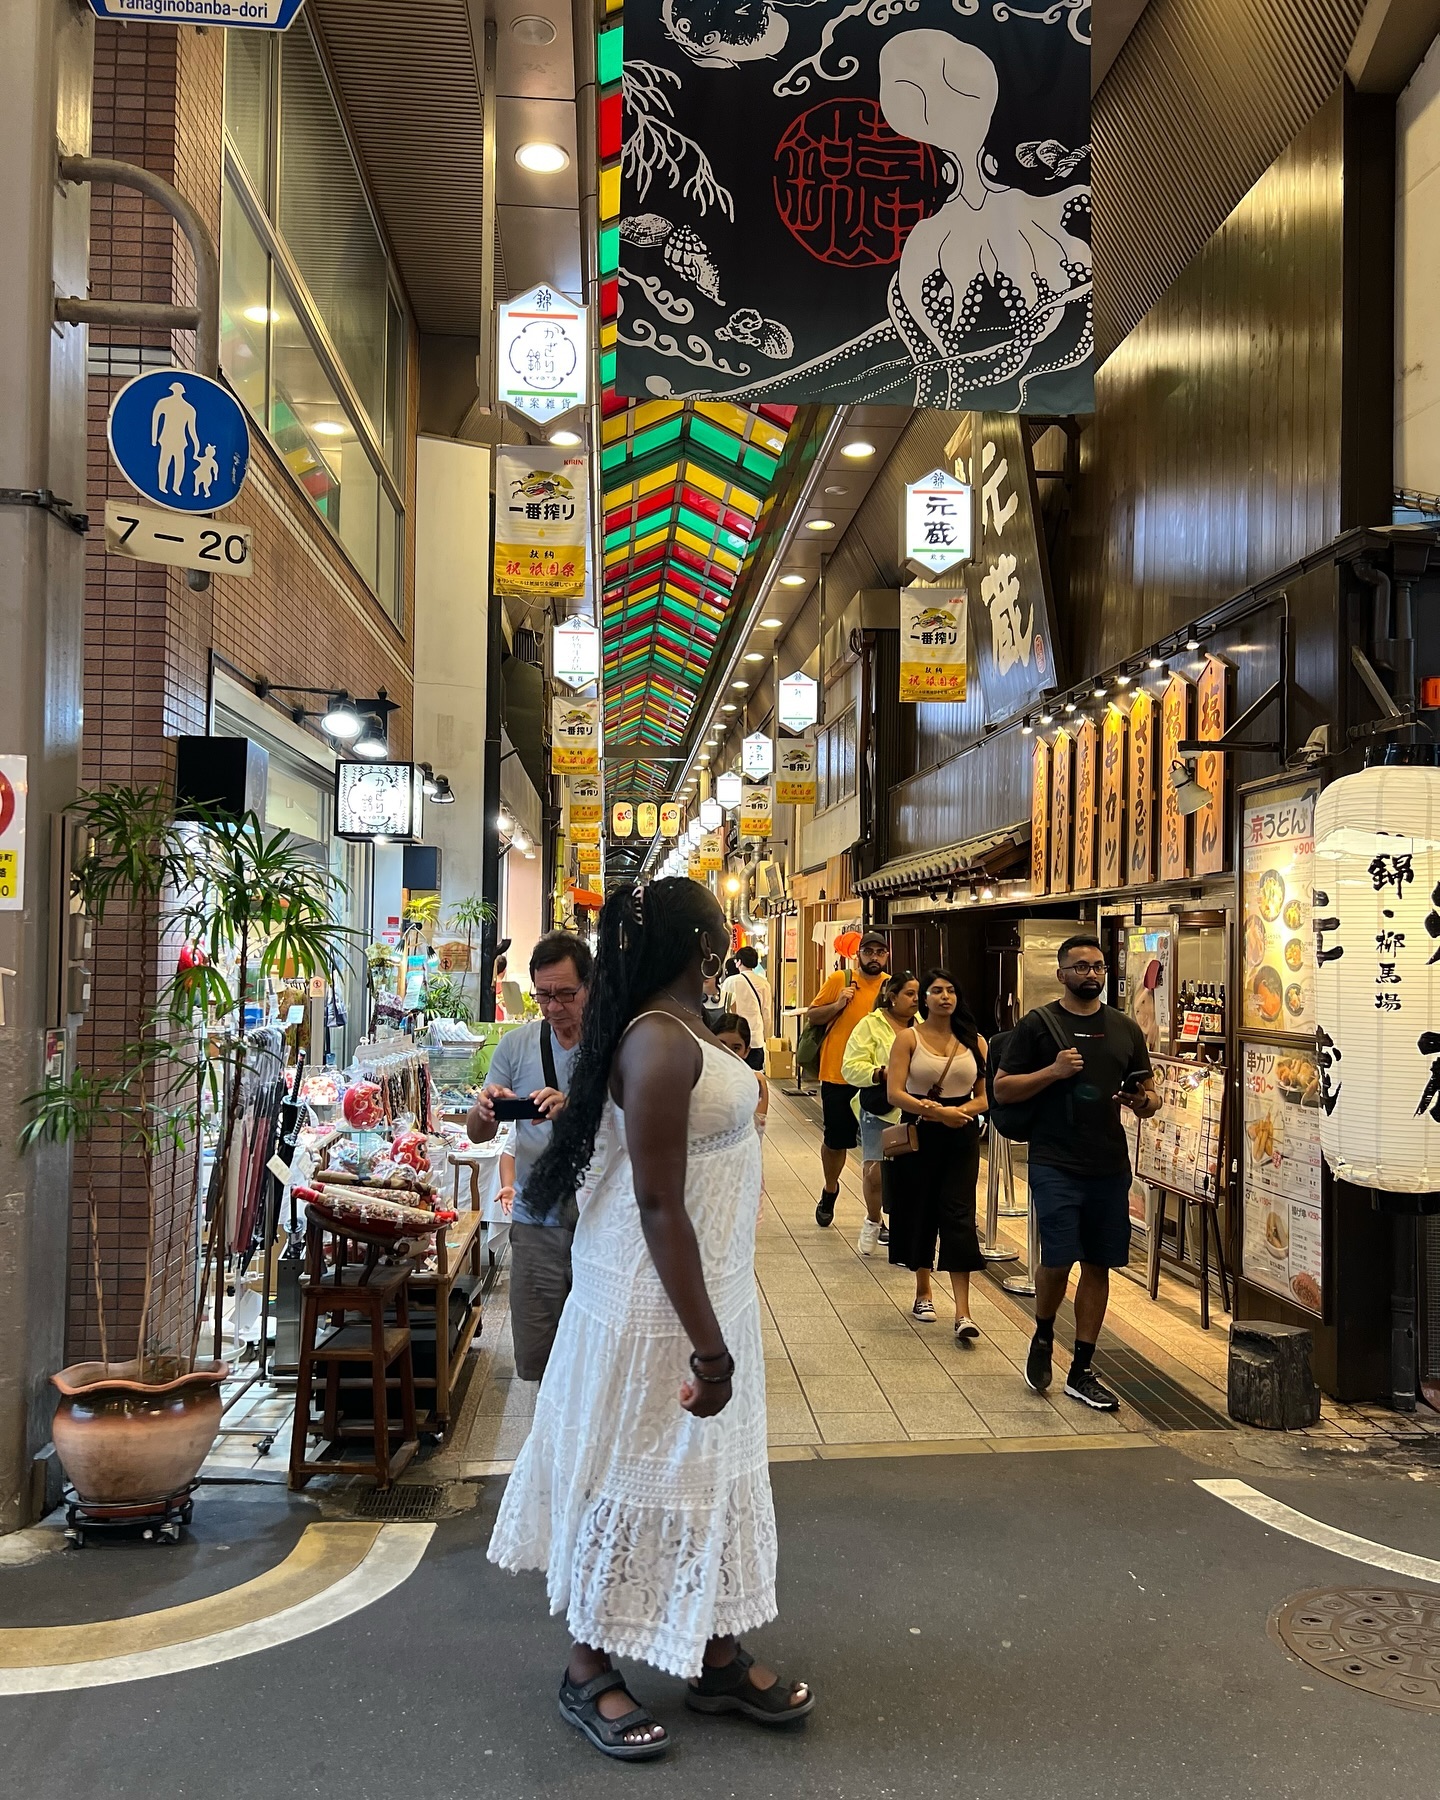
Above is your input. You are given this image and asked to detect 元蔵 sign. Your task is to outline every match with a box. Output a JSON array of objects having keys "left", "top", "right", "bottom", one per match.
[{"left": 903, "top": 469, "right": 972, "bottom": 578}]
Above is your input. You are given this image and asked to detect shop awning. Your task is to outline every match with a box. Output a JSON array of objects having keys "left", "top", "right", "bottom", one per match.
[
  {"left": 854, "top": 825, "right": 1031, "bottom": 898},
  {"left": 568, "top": 884, "right": 605, "bottom": 910}
]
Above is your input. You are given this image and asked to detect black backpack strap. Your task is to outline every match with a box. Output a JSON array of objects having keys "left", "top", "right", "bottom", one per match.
[
  {"left": 539, "top": 1021, "right": 559, "bottom": 1091},
  {"left": 1036, "top": 1002, "right": 1073, "bottom": 1053}
]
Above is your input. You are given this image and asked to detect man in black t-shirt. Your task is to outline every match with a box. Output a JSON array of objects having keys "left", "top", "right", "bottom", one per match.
[{"left": 993, "top": 934, "right": 1160, "bottom": 1412}]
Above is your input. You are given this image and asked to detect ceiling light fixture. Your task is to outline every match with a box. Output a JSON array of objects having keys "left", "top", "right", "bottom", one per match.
[
  {"left": 549, "top": 428, "right": 582, "bottom": 447},
  {"left": 511, "top": 14, "right": 557, "bottom": 43},
  {"left": 243, "top": 305, "right": 273, "bottom": 325},
  {"left": 744, "top": 652, "right": 765, "bottom": 663},
  {"left": 778, "top": 575, "right": 806, "bottom": 588},
  {"left": 759, "top": 616, "right": 783, "bottom": 628},
  {"left": 840, "top": 440, "right": 875, "bottom": 459},
  {"left": 312, "top": 420, "right": 347, "bottom": 437},
  {"left": 805, "top": 518, "right": 835, "bottom": 532},
  {"left": 1040, "top": 711, "right": 1054, "bottom": 726},
  {"left": 516, "top": 141, "right": 570, "bottom": 173},
  {"left": 731, "top": 680, "right": 748, "bottom": 691},
  {"left": 1093, "top": 683, "right": 1107, "bottom": 699},
  {"left": 1021, "top": 717, "right": 1034, "bottom": 735},
  {"left": 1148, "top": 655, "right": 1164, "bottom": 670},
  {"left": 721, "top": 702, "right": 738, "bottom": 712},
  {"left": 1186, "top": 630, "right": 1202, "bottom": 651},
  {"left": 1115, "top": 671, "right": 1131, "bottom": 688}
]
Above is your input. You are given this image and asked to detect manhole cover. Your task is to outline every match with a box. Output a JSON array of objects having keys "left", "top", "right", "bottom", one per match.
[
  {"left": 350, "top": 1484, "right": 446, "bottom": 1522},
  {"left": 1271, "top": 1586, "right": 1440, "bottom": 1711}
]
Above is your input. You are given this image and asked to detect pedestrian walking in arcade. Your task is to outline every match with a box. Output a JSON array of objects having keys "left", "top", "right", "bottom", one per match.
[
  {"left": 488, "top": 879, "right": 813, "bottom": 1760},
  {"left": 806, "top": 929, "right": 890, "bottom": 1226},
  {"left": 992, "top": 935, "right": 1160, "bottom": 1411},
  {"left": 840, "top": 970, "right": 920, "bottom": 1255},
  {"left": 721, "top": 943, "right": 772, "bottom": 1070},
  {"left": 883, "top": 970, "right": 989, "bottom": 1340}
]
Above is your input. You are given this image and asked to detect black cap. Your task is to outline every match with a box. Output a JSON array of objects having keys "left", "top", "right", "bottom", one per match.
[{"left": 859, "top": 930, "right": 888, "bottom": 949}]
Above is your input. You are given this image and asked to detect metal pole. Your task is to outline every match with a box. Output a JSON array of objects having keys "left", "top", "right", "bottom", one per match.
[
  {"left": 476, "top": 14, "right": 498, "bottom": 409},
  {"left": 1000, "top": 1140, "right": 1038, "bottom": 1296},
  {"left": 981, "top": 1132, "right": 1019, "bottom": 1263}
]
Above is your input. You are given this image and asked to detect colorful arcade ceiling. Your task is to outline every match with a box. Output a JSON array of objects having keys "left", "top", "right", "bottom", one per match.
[{"left": 598, "top": 16, "right": 795, "bottom": 803}]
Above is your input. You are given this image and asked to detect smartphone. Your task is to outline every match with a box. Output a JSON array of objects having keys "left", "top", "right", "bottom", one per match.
[{"left": 492, "top": 1095, "right": 544, "bottom": 1123}]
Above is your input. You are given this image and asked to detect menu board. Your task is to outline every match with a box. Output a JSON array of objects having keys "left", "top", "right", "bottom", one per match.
[
  {"left": 1240, "top": 1041, "right": 1324, "bottom": 1316},
  {"left": 1050, "top": 729, "right": 1072, "bottom": 895},
  {"left": 1073, "top": 718, "right": 1097, "bottom": 891},
  {"left": 1030, "top": 737, "right": 1050, "bottom": 896},
  {"left": 1136, "top": 1056, "right": 1225, "bottom": 1201},
  {"left": 1241, "top": 778, "right": 1318, "bottom": 1032}
]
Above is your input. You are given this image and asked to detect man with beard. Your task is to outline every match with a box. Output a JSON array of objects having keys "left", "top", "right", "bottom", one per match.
[
  {"left": 805, "top": 930, "right": 891, "bottom": 1228},
  {"left": 992, "top": 935, "right": 1159, "bottom": 1412}
]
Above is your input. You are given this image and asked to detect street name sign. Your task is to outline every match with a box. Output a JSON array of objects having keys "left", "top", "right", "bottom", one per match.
[{"left": 86, "top": 1, "right": 309, "bottom": 28}]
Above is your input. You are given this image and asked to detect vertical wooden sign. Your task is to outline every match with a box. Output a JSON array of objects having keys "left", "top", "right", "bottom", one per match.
[
  {"left": 1100, "top": 707, "right": 1126, "bottom": 888},
  {"left": 1194, "top": 655, "right": 1228, "bottom": 876},
  {"left": 1160, "top": 673, "right": 1192, "bottom": 881},
  {"left": 1072, "top": 717, "right": 1097, "bottom": 891},
  {"left": 1127, "top": 690, "right": 1156, "bottom": 885},
  {"left": 1030, "top": 737, "right": 1050, "bottom": 896},
  {"left": 1050, "top": 729, "right": 1073, "bottom": 895}
]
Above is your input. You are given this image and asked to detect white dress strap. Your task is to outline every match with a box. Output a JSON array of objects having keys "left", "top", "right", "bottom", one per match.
[{"left": 623, "top": 1008, "right": 714, "bottom": 1051}]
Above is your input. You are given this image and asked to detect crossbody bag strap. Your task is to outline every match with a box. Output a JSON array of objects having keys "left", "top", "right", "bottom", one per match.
[
  {"left": 926, "top": 1037, "right": 963, "bottom": 1101},
  {"left": 540, "top": 1021, "right": 558, "bottom": 1091}
]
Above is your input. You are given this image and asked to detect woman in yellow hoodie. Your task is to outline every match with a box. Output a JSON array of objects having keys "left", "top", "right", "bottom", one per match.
[{"left": 840, "top": 972, "right": 920, "bottom": 1255}]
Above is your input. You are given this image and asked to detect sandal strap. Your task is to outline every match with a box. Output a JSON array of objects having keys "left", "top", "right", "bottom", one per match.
[
  {"left": 562, "top": 1667, "right": 629, "bottom": 1707},
  {"left": 561, "top": 1669, "right": 662, "bottom": 1744}
]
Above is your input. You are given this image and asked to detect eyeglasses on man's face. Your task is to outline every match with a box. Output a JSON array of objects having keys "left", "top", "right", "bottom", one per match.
[
  {"left": 1061, "top": 960, "right": 1106, "bottom": 976},
  {"left": 534, "top": 986, "right": 583, "bottom": 1007}
]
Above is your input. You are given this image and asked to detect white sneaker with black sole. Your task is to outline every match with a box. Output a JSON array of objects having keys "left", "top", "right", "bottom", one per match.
[{"left": 857, "top": 1218, "right": 881, "bottom": 1256}]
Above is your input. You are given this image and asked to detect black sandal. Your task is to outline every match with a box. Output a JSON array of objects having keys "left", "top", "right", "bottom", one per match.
[
  {"left": 558, "top": 1667, "right": 669, "bottom": 1760},
  {"left": 686, "top": 1645, "right": 815, "bottom": 1724}
]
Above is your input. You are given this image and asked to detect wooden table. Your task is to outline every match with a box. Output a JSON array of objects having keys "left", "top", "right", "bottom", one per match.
[{"left": 406, "top": 1202, "right": 484, "bottom": 1434}]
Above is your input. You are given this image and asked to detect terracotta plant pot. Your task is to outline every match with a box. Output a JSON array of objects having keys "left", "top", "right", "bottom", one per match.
[{"left": 50, "top": 1358, "right": 228, "bottom": 1507}]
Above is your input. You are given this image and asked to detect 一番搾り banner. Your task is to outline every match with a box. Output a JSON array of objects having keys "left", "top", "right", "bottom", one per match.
[{"left": 617, "top": 0, "right": 1092, "bottom": 410}]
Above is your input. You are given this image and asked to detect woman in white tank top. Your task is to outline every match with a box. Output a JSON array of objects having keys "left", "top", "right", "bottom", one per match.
[{"left": 884, "top": 968, "right": 989, "bottom": 1342}]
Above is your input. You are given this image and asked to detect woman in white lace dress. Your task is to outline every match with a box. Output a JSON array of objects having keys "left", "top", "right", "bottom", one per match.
[{"left": 488, "top": 878, "right": 813, "bottom": 1760}]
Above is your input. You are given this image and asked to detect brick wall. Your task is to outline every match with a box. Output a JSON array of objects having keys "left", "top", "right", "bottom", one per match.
[{"left": 70, "top": 22, "right": 416, "bottom": 1362}]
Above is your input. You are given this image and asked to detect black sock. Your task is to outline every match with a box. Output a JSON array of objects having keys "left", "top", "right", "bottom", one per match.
[
  {"left": 1033, "top": 1314, "right": 1056, "bottom": 1346},
  {"left": 1070, "top": 1339, "right": 1096, "bottom": 1377}
]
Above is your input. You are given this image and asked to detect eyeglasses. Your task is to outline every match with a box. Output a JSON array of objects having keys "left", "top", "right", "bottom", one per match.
[
  {"left": 534, "top": 986, "right": 582, "bottom": 1006},
  {"left": 1062, "top": 960, "right": 1107, "bottom": 975}
]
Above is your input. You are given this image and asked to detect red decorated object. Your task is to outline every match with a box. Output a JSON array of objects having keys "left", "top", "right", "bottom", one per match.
[
  {"left": 774, "top": 99, "right": 948, "bottom": 269},
  {"left": 390, "top": 1131, "right": 430, "bottom": 1174},
  {"left": 342, "top": 1080, "right": 385, "bottom": 1130}
]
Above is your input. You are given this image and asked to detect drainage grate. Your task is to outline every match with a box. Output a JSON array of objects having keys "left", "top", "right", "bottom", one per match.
[
  {"left": 1272, "top": 1587, "right": 1440, "bottom": 1712},
  {"left": 350, "top": 1484, "right": 447, "bottom": 1522}
]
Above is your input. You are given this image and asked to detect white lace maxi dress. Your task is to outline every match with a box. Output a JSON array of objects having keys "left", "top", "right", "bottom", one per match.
[{"left": 487, "top": 1018, "right": 777, "bottom": 1678}]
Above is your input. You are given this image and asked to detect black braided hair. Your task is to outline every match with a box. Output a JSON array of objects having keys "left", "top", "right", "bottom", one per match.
[
  {"left": 524, "top": 878, "right": 723, "bottom": 1221},
  {"left": 917, "top": 966, "right": 980, "bottom": 1054},
  {"left": 874, "top": 969, "right": 918, "bottom": 1012}
]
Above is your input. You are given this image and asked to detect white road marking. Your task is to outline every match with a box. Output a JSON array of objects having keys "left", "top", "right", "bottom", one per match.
[
  {"left": 1196, "top": 1477, "right": 1440, "bottom": 1585},
  {"left": 0, "top": 1522, "right": 434, "bottom": 1696}
]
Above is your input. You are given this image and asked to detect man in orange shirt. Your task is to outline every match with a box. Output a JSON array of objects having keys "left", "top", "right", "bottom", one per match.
[{"left": 806, "top": 929, "right": 891, "bottom": 1226}]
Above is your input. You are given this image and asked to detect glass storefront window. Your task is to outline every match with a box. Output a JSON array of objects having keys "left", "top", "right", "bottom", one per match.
[
  {"left": 269, "top": 276, "right": 343, "bottom": 528},
  {"left": 384, "top": 292, "right": 405, "bottom": 478},
  {"left": 220, "top": 178, "right": 270, "bottom": 423},
  {"left": 377, "top": 494, "right": 399, "bottom": 622},
  {"left": 224, "top": 28, "right": 271, "bottom": 197}
]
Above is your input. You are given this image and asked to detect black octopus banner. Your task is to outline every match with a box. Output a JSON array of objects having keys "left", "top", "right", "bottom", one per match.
[{"left": 617, "top": 0, "right": 1093, "bottom": 410}]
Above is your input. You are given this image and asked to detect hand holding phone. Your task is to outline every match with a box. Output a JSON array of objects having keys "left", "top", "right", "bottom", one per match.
[{"left": 491, "top": 1095, "right": 544, "bottom": 1123}]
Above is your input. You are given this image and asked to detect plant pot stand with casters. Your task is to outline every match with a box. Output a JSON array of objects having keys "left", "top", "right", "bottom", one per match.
[{"left": 64, "top": 1482, "right": 199, "bottom": 1548}]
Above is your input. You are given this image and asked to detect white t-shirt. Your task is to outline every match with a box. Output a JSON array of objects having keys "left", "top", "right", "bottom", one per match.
[{"left": 721, "top": 967, "right": 772, "bottom": 1046}]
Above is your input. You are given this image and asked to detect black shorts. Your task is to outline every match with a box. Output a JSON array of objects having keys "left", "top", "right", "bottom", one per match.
[
  {"left": 821, "top": 1081, "right": 859, "bottom": 1151},
  {"left": 1028, "top": 1163, "right": 1133, "bottom": 1269}
]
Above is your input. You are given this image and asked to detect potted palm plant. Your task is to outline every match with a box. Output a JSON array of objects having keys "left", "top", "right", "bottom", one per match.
[{"left": 24, "top": 785, "right": 351, "bottom": 1512}]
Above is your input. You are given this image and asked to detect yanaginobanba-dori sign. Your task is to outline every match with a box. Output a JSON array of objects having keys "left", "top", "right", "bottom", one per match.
[
  {"left": 903, "top": 470, "right": 972, "bottom": 577},
  {"left": 495, "top": 447, "right": 586, "bottom": 600},
  {"left": 899, "top": 586, "right": 966, "bottom": 702},
  {"left": 87, "top": 0, "right": 307, "bottom": 29},
  {"left": 498, "top": 285, "right": 588, "bottom": 425},
  {"left": 551, "top": 698, "right": 600, "bottom": 775}
]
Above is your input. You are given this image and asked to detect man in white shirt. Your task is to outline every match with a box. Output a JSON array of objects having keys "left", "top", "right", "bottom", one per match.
[{"left": 721, "top": 945, "right": 772, "bottom": 1070}]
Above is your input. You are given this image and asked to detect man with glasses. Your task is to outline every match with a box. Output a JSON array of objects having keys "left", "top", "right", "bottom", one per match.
[
  {"left": 992, "top": 934, "right": 1160, "bottom": 1412},
  {"left": 467, "top": 931, "right": 592, "bottom": 1380}
]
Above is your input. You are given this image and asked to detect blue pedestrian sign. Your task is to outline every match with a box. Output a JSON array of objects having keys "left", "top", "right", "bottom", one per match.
[
  {"left": 86, "top": 1, "right": 309, "bottom": 29},
  {"left": 107, "top": 368, "right": 251, "bottom": 516}
]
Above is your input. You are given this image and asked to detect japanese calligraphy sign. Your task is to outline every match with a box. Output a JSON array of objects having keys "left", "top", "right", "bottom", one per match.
[
  {"left": 898, "top": 586, "right": 967, "bottom": 702},
  {"left": 567, "top": 774, "right": 603, "bottom": 826},
  {"left": 659, "top": 802, "right": 682, "bottom": 838},
  {"left": 1100, "top": 706, "right": 1126, "bottom": 888},
  {"left": 1314, "top": 766, "right": 1440, "bottom": 1193},
  {"left": 1050, "top": 729, "right": 1072, "bottom": 896},
  {"left": 552, "top": 617, "right": 601, "bottom": 689},
  {"left": 1029, "top": 737, "right": 1050, "bottom": 897},
  {"left": 497, "top": 284, "right": 587, "bottom": 426},
  {"left": 776, "top": 743, "right": 816, "bottom": 805},
  {"left": 903, "top": 470, "right": 972, "bottom": 577},
  {"left": 612, "top": 802, "right": 634, "bottom": 838},
  {"left": 1241, "top": 777, "right": 1316, "bottom": 1033},
  {"left": 958, "top": 414, "right": 1059, "bottom": 724},
  {"left": 576, "top": 843, "right": 601, "bottom": 875},
  {"left": 570, "top": 820, "right": 601, "bottom": 846},
  {"left": 742, "top": 733, "right": 775, "bottom": 780},
  {"left": 1072, "top": 718, "right": 1097, "bottom": 891},
  {"left": 495, "top": 446, "right": 586, "bottom": 600},
  {"left": 740, "top": 785, "right": 773, "bottom": 840},
  {"left": 636, "top": 802, "right": 659, "bottom": 838},
  {"left": 551, "top": 698, "right": 600, "bottom": 775},
  {"left": 1160, "top": 673, "right": 1192, "bottom": 882},
  {"left": 1127, "top": 691, "right": 1155, "bottom": 886},
  {"left": 1193, "top": 655, "right": 1228, "bottom": 876}
]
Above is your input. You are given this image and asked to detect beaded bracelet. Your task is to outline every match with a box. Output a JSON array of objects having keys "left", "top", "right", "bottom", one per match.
[{"left": 689, "top": 1348, "right": 735, "bottom": 1384}]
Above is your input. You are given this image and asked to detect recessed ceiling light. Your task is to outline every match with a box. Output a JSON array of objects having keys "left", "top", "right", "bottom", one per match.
[
  {"left": 549, "top": 428, "right": 582, "bottom": 447},
  {"left": 744, "top": 652, "right": 765, "bottom": 663},
  {"left": 778, "top": 575, "right": 806, "bottom": 588},
  {"left": 243, "top": 305, "right": 273, "bottom": 325},
  {"left": 759, "top": 616, "right": 783, "bottom": 627},
  {"left": 516, "top": 141, "right": 570, "bottom": 173},
  {"left": 312, "top": 420, "right": 347, "bottom": 437},
  {"left": 824, "top": 484, "right": 848, "bottom": 497},
  {"left": 721, "top": 703, "right": 738, "bottom": 712},
  {"left": 511, "top": 14, "right": 557, "bottom": 43},
  {"left": 840, "top": 440, "right": 875, "bottom": 459},
  {"left": 805, "top": 518, "right": 835, "bottom": 532},
  {"left": 731, "top": 680, "right": 748, "bottom": 690}
]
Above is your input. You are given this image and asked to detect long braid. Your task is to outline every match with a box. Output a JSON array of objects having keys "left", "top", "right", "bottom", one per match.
[{"left": 525, "top": 878, "right": 717, "bottom": 1221}]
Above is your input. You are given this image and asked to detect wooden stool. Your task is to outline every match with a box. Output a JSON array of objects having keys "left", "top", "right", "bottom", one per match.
[{"left": 289, "top": 1226, "right": 419, "bottom": 1490}]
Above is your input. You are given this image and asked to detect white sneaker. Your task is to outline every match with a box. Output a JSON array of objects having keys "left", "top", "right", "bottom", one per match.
[{"left": 857, "top": 1217, "right": 882, "bottom": 1256}]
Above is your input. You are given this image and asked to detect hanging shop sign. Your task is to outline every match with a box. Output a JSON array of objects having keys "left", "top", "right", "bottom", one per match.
[
  {"left": 1241, "top": 777, "right": 1317, "bottom": 1034},
  {"left": 568, "top": 774, "right": 603, "bottom": 826},
  {"left": 570, "top": 820, "right": 601, "bottom": 845},
  {"left": 1050, "top": 729, "right": 1072, "bottom": 896},
  {"left": 616, "top": 6, "right": 1092, "bottom": 412},
  {"left": 660, "top": 801, "right": 682, "bottom": 837},
  {"left": 898, "top": 585, "right": 967, "bottom": 703},
  {"left": 1159, "top": 674, "right": 1192, "bottom": 882},
  {"left": 1313, "top": 766, "right": 1440, "bottom": 1193},
  {"left": 611, "top": 801, "right": 634, "bottom": 838},
  {"left": 336, "top": 761, "right": 423, "bottom": 842},
  {"left": 552, "top": 617, "right": 601, "bottom": 689},
  {"left": 495, "top": 446, "right": 586, "bottom": 601},
  {"left": 715, "top": 770, "right": 743, "bottom": 809},
  {"left": 107, "top": 367, "right": 250, "bottom": 514},
  {"left": 777, "top": 671, "right": 818, "bottom": 733},
  {"left": 699, "top": 797, "right": 723, "bottom": 831},
  {"left": 497, "top": 284, "right": 588, "bottom": 426},
  {"left": 742, "top": 732, "right": 774, "bottom": 780},
  {"left": 1100, "top": 705, "right": 1127, "bottom": 888},
  {"left": 740, "top": 785, "right": 773, "bottom": 840},
  {"left": 776, "top": 743, "right": 816, "bottom": 805},
  {"left": 87, "top": 0, "right": 307, "bottom": 23},
  {"left": 1072, "top": 718, "right": 1097, "bottom": 892},
  {"left": 1241, "top": 1042, "right": 1324, "bottom": 1316},
  {"left": 1029, "top": 737, "right": 1050, "bottom": 897},
  {"left": 0, "top": 755, "right": 27, "bottom": 911},
  {"left": 1193, "top": 656, "right": 1229, "bottom": 876},
  {"left": 903, "top": 471, "right": 973, "bottom": 578},
  {"left": 551, "top": 697, "right": 600, "bottom": 774},
  {"left": 958, "top": 414, "right": 1060, "bottom": 723},
  {"left": 688, "top": 852, "right": 704, "bottom": 879},
  {"left": 1127, "top": 690, "right": 1156, "bottom": 886},
  {"left": 576, "top": 843, "right": 601, "bottom": 874},
  {"left": 636, "top": 802, "right": 659, "bottom": 837},
  {"left": 700, "top": 831, "right": 724, "bottom": 872}
]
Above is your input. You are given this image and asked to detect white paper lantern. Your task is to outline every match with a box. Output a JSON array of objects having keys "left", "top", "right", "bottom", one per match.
[{"left": 1314, "top": 766, "right": 1440, "bottom": 1192}]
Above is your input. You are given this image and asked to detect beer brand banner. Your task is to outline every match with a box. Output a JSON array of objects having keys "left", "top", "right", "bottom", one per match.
[
  {"left": 568, "top": 775, "right": 603, "bottom": 826},
  {"left": 1194, "top": 656, "right": 1228, "bottom": 876},
  {"left": 576, "top": 843, "right": 601, "bottom": 874},
  {"left": 551, "top": 697, "right": 600, "bottom": 774},
  {"left": 1072, "top": 717, "right": 1096, "bottom": 891},
  {"left": 740, "top": 785, "right": 774, "bottom": 839},
  {"left": 636, "top": 802, "right": 659, "bottom": 837},
  {"left": 687, "top": 852, "right": 703, "bottom": 879},
  {"left": 618, "top": 2, "right": 1092, "bottom": 410},
  {"left": 898, "top": 587, "right": 967, "bottom": 703},
  {"left": 612, "top": 802, "right": 634, "bottom": 838},
  {"left": 1160, "top": 674, "right": 1192, "bottom": 882},
  {"left": 660, "top": 802, "right": 682, "bottom": 837},
  {"left": 776, "top": 743, "right": 816, "bottom": 805},
  {"left": 495, "top": 446, "right": 586, "bottom": 600},
  {"left": 570, "top": 820, "right": 601, "bottom": 846},
  {"left": 700, "top": 831, "right": 724, "bottom": 872}
]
